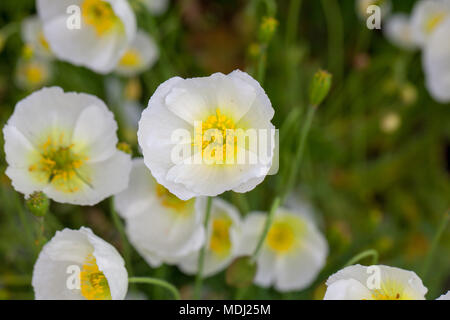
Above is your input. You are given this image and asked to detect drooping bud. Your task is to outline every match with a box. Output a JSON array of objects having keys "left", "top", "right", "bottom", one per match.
[
  {"left": 225, "top": 256, "right": 257, "bottom": 288},
  {"left": 117, "top": 142, "right": 132, "bottom": 155},
  {"left": 258, "top": 17, "right": 278, "bottom": 44},
  {"left": 309, "top": 69, "right": 332, "bottom": 107},
  {"left": 26, "top": 191, "right": 49, "bottom": 217}
]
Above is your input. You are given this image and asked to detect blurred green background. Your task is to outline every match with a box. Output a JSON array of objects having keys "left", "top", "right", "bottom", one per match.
[{"left": 0, "top": 0, "right": 448, "bottom": 300}]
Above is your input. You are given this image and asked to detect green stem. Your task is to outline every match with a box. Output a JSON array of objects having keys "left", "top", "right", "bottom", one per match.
[
  {"left": 252, "top": 197, "right": 281, "bottom": 261},
  {"left": 194, "top": 197, "right": 213, "bottom": 299},
  {"left": 256, "top": 46, "right": 267, "bottom": 85},
  {"left": 285, "top": 0, "right": 302, "bottom": 46},
  {"left": 282, "top": 105, "right": 316, "bottom": 201},
  {"left": 128, "top": 277, "right": 180, "bottom": 300},
  {"left": 344, "top": 249, "right": 379, "bottom": 267},
  {"left": 421, "top": 211, "right": 449, "bottom": 279},
  {"left": 109, "top": 198, "right": 134, "bottom": 276}
]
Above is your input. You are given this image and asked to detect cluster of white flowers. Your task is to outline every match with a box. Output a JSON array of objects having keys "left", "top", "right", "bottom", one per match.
[{"left": 382, "top": 0, "right": 450, "bottom": 103}]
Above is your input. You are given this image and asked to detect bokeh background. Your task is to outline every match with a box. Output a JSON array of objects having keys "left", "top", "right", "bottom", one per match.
[{"left": 0, "top": 0, "right": 449, "bottom": 300}]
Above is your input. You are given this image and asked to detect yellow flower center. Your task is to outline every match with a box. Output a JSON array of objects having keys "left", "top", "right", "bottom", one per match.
[
  {"left": 81, "top": 0, "right": 119, "bottom": 36},
  {"left": 24, "top": 64, "right": 45, "bottom": 84},
  {"left": 155, "top": 184, "right": 190, "bottom": 212},
  {"left": 80, "top": 254, "right": 112, "bottom": 300},
  {"left": 266, "top": 221, "right": 296, "bottom": 253},
  {"left": 209, "top": 217, "right": 232, "bottom": 257},
  {"left": 424, "top": 13, "right": 446, "bottom": 34},
  {"left": 369, "top": 281, "right": 411, "bottom": 300},
  {"left": 28, "top": 134, "right": 90, "bottom": 193},
  {"left": 119, "top": 49, "right": 141, "bottom": 67},
  {"left": 194, "top": 109, "right": 238, "bottom": 164}
]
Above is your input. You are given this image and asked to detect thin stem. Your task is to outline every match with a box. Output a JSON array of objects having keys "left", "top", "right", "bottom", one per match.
[
  {"left": 256, "top": 46, "right": 267, "bottom": 85},
  {"left": 128, "top": 277, "right": 180, "bottom": 300},
  {"left": 109, "top": 198, "right": 134, "bottom": 276},
  {"left": 285, "top": 0, "right": 302, "bottom": 46},
  {"left": 282, "top": 105, "right": 316, "bottom": 201},
  {"left": 421, "top": 211, "right": 449, "bottom": 279},
  {"left": 252, "top": 197, "right": 281, "bottom": 261},
  {"left": 344, "top": 249, "right": 379, "bottom": 267},
  {"left": 194, "top": 197, "right": 213, "bottom": 299}
]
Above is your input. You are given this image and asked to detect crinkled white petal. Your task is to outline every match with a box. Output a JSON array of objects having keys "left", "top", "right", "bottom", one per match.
[
  {"left": 32, "top": 227, "right": 128, "bottom": 300},
  {"left": 410, "top": 0, "right": 450, "bottom": 47},
  {"left": 138, "top": 70, "right": 275, "bottom": 200},
  {"left": 177, "top": 198, "right": 241, "bottom": 277},
  {"left": 423, "top": 18, "right": 450, "bottom": 103},
  {"left": 37, "top": 0, "right": 136, "bottom": 74},
  {"left": 437, "top": 291, "right": 450, "bottom": 300},
  {"left": 324, "top": 279, "right": 373, "bottom": 300},
  {"left": 115, "top": 30, "right": 159, "bottom": 76},
  {"left": 384, "top": 14, "right": 418, "bottom": 51},
  {"left": 325, "top": 264, "right": 428, "bottom": 300}
]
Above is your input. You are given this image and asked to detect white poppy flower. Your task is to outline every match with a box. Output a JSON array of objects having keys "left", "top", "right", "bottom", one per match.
[
  {"left": 141, "top": 0, "right": 169, "bottom": 16},
  {"left": 115, "top": 30, "right": 159, "bottom": 77},
  {"left": 137, "top": 70, "right": 276, "bottom": 200},
  {"left": 21, "top": 15, "right": 53, "bottom": 59},
  {"left": 384, "top": 14, "right": 418, "bottom": 51},
  {"left": 37, "top": 0, "right": 136, "bottom": 74},
  {"left": 114, "top": 158, "right": 205, "bottom": 267},
  {"left": 32, "top": 227, "right": 128, "bottom": 300},
  {"left": 238, "top": 207, "right": 328, "bottom": 292},
  {"left": 324, "top": 264, "right": 428, "bottom": 300},
  {"left": 437, "top": 291, "right": 450, "bottom": 300},
  {"left": 410, "top": 0, "right": 450, "bottom": 47},
  {"left": 15, "top": 57, "right": 52, "bottom": 91},
  {"left": 3, "top": 86, "right": 132, "bottom": 205},
  {"left": 423, "top": 18, "right": 450, "bottom": 103},
  {"left": 177, "top": 197, "right": 241, "bottom": 277},
  {"left": 356, "top": 0, "right": 391, "bottom": 20}
]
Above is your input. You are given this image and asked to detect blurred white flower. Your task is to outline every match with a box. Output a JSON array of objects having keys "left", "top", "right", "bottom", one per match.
[
  {"left": 380, "top": 112, "right": 401, "bottom": 133},
  {"left": 138, "top": 70, "right": 275, "bottom": 200},
  {"left": 115, "top": 30, "right": 159, "bottom": 77},
  {"left": 141, "top": 0, "right": 169, "bottom": 16},
  {"left": 177, "top": 198, "right": 241, "bottom": 277},
  {"left": 423, "top": 18, "right": 450, "bottom": 103},
  {"left": 3, "top": 87, "right": 131, "bottom": 205},
  {"left": 356, "top": 0, "right": 391, "bottom": 20},
  {"left": 114, "top": 158, "right": 205, "bottom": 267},
  {"left": 238, "top": 206, "right": 328, "bottom": 292},
  {"left": 410, "top": 0, "right": 450, "bottom": 47},
  {"left": 437, "top": 291, "right": 450, "bottom": 300},
  {"left": 32, "top": 227, "right": 128, "bottom": 300},
  {"left": 37, "top": 0, "right": 136, "bottom": 74},
  {"left": 21, "top": 15, "right": 53, "bottom": 59},
  {"left": 15, "top": 57, "right": 52, "bottom": 91},
  {"left": 384, "top": 14, "right": 418, "bottom": 51},
  {"left": 324, "top": 264, "right": 428, "bottom": 300}
]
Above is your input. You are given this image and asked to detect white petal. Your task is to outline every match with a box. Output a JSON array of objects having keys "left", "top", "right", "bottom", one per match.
[
  {"left": 437, "top": 291, "right": 450, "bottom": 300},
  {"left": 324, "top": 279, "right": 373, "bottom": 300},
  {"left": 384, "top": 14, "right": 418, "bottom": 51}
]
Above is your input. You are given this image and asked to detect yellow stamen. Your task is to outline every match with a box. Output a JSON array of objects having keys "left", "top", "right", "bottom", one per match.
[
  {"left": 80, "top": 254, "right": 112, "bottom": 300},
  {"left": 81, "top": 0, "right": 119, "bottom": 36},
  {"left": 24, "top": 64, "right": 44, "bottom": 84},
  {"left": 266, "top": 221, "right": 296, "bottom": 253},
  {"left": 209, "top": 217, "right": 232, "bottom": 256},
  {"left": 424, "top": 13, "right": 446, "bottom": 34},
  {"left": 155, "top": 184, "right": 190, "bottom": 212},
  {"left": 119, "top": 49, "right": 141, "bottom": 67}
]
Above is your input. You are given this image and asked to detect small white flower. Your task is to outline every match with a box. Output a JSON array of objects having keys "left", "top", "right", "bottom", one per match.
[
  {"left": 138, "top": 70, "right": 276, "bottom": 200},
  {"left": 15, "top": 57, "right": 52, "bottom": 91},
  {"left": 37, "top": 0, "right": 136, "bottom": 74},
  {"left": 177, "top": 197, "right": 241, "bottom": 277},
  {"left": 115, "top": 30, "right": 159, "bottom": 77},
  {"left": 356, "top": 0, "right": 391, "bottom": 20},
  {"left": 239, "top": 206, "right": 328, "bottom": 292},
  {"left": 384, "top": 14, "right": 418, "bottom": 51},
  {"left": 437, "top": 291, "right": 450, "bottom": 300},
  {"left": 423, "top": 18, "right": 450, "bottom": 103},
  {"left": 21, "top": 15, "right": 53, "bottom": 59},
  {"left": 114, "top": 158, "right": 205, "bottom": 267},
  {"left": 324, "top": 264, "right": 428, "bottom": 300},
  {"left": 410, "top": 0, "right": 450, "bottom": 47},
  {"left": 141, "top": 0, "right": 169, "bottom": 16},
  {"left": 3, "top": 87, "right": 132, "bottom": 205},
  {"left": 32, "top": 227, "right": 128, "bottom": 300}
]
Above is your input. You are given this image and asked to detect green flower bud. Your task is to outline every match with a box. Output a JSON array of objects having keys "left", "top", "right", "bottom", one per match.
[
  {"left": 26, "top": 192, "right": 49, "bottom": 217},
  {"left": 258, "top": 17, "right": 278, "bottom": 44},
  {"left": 309, "top": 70, "right": 332, "bottom": 107},
  {"left": 225, "top": 256, "right": 257, "bottom": 288},
  {"left": 117, "top": 142, "right": 132, "bottom": 155}
]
